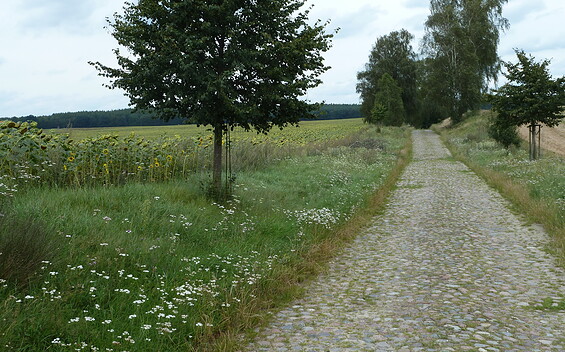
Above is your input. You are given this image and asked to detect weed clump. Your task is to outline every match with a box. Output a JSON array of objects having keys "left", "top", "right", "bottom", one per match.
[{"left": 0, "top": 212, "right": 53, "bottom": 287}]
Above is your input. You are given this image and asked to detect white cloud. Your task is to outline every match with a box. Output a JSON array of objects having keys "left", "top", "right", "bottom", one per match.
[
  {"left": 0, "top": 1, "right": 128, "bottom": 117},
  {"left": 499, "top": 0, "right": 565, "bottom": 79},
  {"left": 306, "top": 0, "right": 428, "bottom": 104}
]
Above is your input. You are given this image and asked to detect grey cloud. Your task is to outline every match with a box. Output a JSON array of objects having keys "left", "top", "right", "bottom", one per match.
[{"left": 16, "top": 0, "right": 100, "bottom": 33}]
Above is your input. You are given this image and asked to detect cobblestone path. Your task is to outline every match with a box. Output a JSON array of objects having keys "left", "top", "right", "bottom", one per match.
[{"left": 243, "top": 130, "right": 565, "bottom": 351}]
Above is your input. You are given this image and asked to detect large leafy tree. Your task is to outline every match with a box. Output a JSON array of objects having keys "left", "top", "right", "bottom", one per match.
[
  {"left": 90, "top": 0, "right": 333, "bottom": 196},
  {"left": 489, "top": 50, "right": 565, "bottom": 157},
  {"left": 422, "top": 0, "right": 508, "bottom": 122},
  {"left": 415, "top": 57, "right": 450, "bottom": 128},
  {"left": 356, "top": 29, "right": 418, "bottom": 125},
  {"left": 370, "top": 73, "right": 405, "bottom": 126}
]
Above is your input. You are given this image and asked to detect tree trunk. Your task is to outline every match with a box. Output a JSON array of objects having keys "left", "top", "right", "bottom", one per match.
[
  {"left": 529, "top": 124, "right": 540, "bottom": 161},
  {"left": 212, "top": 125, "right": 223, "bottom": 196},
  {"left": 530, "top": 125, "right": 538, "bottom": 160}
]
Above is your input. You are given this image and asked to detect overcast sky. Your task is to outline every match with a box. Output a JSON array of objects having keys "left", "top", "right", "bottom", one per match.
[{"left": 1, "top": 0, "right": 564, "bottom": 117}]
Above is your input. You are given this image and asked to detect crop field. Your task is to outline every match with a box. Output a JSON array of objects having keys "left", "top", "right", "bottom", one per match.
[
  {"left": 0, "top": 118, "right": 411, "bottom": 351},
  {"left": 47, "top": 118, "right": 364, "bottom": 142},
  {"left": 1, "top": 119, "right": 364, "bottom": 191}
]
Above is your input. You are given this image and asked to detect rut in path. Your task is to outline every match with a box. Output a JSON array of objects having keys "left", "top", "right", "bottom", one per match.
[{"left": 243, "top": 130, "right": 565, "bottom": 352}]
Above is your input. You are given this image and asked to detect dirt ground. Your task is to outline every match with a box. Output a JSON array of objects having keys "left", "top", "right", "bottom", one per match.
[{"left": 518, "top": 122, "right": 565, "bottom": 157}]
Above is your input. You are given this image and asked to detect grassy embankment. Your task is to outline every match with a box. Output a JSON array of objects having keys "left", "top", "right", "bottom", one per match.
[
  {"left": 1, "top": 119, "right": 412, "bottom": 351},
  {"left": 434, "top": 111, "right": 565, "bottom": 266}
]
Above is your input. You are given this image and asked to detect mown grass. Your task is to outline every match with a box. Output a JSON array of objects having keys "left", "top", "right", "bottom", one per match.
[
  {"left": 434, "top": 111, "right": 565, "bottom": 266},
  {"left": 0, "top": 123, "right": 411, "bottom": 351}
]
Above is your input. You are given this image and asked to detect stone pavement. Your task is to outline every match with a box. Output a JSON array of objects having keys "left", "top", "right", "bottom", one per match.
[{"left": 243, "top": 130, "right": 565, "bottom": 351}]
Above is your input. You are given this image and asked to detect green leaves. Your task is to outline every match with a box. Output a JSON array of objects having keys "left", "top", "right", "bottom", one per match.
[
  {"left": 370, "top": 73, "right": 405, "bottom": 126},
  {"left": 489, "top": 50, "right": 565, "bottom": 128},
  {"left": 423, "top": 0, "right": 508, "bottom": 122},
  {"left": 91, "top": 0, "right": 334, "bottom": 196},
  {"left": 356, "top": 29, "right": 417, "bottom": 126},
  {"left": 91, "top": 0, "right": 333, "bottom": 132}
]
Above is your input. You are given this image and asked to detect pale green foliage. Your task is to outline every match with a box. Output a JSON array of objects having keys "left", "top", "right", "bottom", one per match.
[
  {"left": 423, "top": 0, "right": 509, "bottom": 122},
  {"left": 368, "top": 103, "right": 387, "bottom": 125}
]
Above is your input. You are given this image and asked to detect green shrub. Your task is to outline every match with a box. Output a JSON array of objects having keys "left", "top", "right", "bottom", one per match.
[{"left": 488, "top": 116, "right": 521, "bottom": 149}]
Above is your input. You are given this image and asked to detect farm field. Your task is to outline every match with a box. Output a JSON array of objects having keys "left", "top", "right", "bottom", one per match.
[
  {"left": 0, "top": 118, "right": 411, "bottom": 351},
  {"left": 1, "top": 119, "right": 365, "bottom": 190},
  {"left": 48, "top": 118, "right": 364, "bottom": 142},
  {"left": 436, "top": 111, "right": 565, "bottom": 265}
]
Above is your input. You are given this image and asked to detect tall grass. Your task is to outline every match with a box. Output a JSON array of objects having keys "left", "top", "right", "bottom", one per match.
[
  {"left": 0, "top": 214, "right": 53, "bottom": 287},
  {"left": 0, "top": 124, "right": 411, "bottom": 351},
  {"left": 435, "top": 112, "right": 565, "bottom": 265}
]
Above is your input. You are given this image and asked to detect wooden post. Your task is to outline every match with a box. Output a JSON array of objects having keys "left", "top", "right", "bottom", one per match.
[{"left": 528, "top": 124, "right": 542, "bottom": 160}]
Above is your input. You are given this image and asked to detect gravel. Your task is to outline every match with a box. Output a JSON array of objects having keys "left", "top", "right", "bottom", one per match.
[{"left": 242, "top": 130, "right": 565, "bottom": 351}]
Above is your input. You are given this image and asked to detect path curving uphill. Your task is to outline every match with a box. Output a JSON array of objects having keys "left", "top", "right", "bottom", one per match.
[{"left": 243, "top": 130, "right": 565, "bottom": 351}]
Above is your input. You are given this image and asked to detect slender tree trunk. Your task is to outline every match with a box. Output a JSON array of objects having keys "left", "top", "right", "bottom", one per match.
[
  {"left": 529, "top": 124, "right": 539, "bottom": 161},
  {"left": 212, "top": 124, "right": 223, "bottom": 196},
  {"left": 530, "top": 125, "right": 537, "bottom": 160}
]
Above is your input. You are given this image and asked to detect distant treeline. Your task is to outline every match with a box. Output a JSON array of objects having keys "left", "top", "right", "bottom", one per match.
[{"left": 5, "top": 104, "right": 360, "bottom": 129}]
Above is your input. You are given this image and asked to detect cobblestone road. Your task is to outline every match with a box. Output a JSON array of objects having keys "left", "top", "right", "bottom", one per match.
[{"left": 243, "top": 130, "right": 565, "bottom": 351}]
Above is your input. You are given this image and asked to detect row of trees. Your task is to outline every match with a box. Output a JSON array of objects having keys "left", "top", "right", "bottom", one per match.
[
  {"left": 6, "top": 104, "right": 361, "bottom": 129},
  {"left": 7, "top": 110, "right": 183, "bottom": 129},
  {"left": 357, "top": 0, "right": 509, "bottom": 128}
]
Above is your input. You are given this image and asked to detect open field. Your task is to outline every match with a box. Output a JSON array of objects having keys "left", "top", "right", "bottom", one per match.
[
  {"left": 1, "top": 119, "right": 366, "bottom": 190},
  {"left": 0, "top": 119, "right": 412, "bottom": 351},
  {"left": 47, "top": 118, "right": 364, "bottom": 142},
  {"left": 435, "top": 111, "right": 565, "bottom": 266}
]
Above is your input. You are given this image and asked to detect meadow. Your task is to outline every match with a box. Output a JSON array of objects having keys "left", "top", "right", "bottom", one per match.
[
  {"left": 0, "top": 119, "right": 411, "bottom": 351},
  {"left": 436, "top": 111, "right": 565, "bottom": 265}
]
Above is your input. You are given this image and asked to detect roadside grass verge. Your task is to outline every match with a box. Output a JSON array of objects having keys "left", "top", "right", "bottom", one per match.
[
  {"left": 434, "top": 112, "right": 565, "bottom": 266},
  {"left": 0, "top": 125, "right": 411, "bottom": 351}
]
